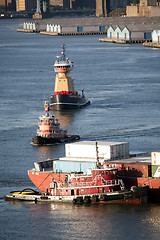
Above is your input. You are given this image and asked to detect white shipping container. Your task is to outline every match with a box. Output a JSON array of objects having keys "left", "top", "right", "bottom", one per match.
[
  {"left": 65, "top": 141, "right": 129, "bottom": 160},
  {"left": 151, "top": 151, "right": 160, "bottom": 165}
]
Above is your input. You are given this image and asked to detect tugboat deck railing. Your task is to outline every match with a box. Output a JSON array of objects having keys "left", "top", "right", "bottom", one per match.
[{"left": 61, "top": 179, "right": 123, "bottom": 188}]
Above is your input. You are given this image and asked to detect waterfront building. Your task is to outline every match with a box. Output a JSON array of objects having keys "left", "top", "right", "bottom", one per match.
[
  {"left": 107, "top": 25, "right": 131, "bottom": 40},
  {"left": 152, "top": 29, "right": 160, "bottom": 43},
  {"left": 46, "top": 23, "right": 62, "bottom": 33},
  {"left": 21, "top": 16, "right": 160, "bottom": 39},
  {"left": 107, "top": 25, "right": 151, "bottom": 41},
  {"left": 45, "top": 21, "right": 106, "bottom": 34},
  {"left": 23, "top": 21, "right": 36, "bottom": 30}
]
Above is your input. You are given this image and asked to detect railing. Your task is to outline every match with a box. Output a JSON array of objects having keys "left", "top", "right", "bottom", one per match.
[{"left": 59, "top": 178, "right": 124, "bottom": 188}]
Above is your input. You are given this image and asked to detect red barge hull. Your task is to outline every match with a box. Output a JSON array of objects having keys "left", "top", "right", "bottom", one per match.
[
  {"left": 108, "top": 160, "right": 160, "bottom": 203},
  {"left": 28, "top": 170, "right": 66, "bottom": 193}
]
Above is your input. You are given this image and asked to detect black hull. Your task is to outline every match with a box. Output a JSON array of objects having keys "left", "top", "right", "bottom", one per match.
[
  {"left": 32, "top": 135, "right": 80, "bottom": 146},
  {"left": 50, "top": 94, "right": 90, "bottom": 110}
]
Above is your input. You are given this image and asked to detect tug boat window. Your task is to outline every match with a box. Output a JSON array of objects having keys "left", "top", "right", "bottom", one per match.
[{"left": 71, "top": 189, "right": 74, "bottom": 196}]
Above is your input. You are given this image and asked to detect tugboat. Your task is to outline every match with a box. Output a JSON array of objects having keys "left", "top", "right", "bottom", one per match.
[
  {"left": 6, "top": 141, "right": 149, "bottom": 204},
  {"left": 50, "top": 44, "right": 90, "bottom": 110},
  {"left": 32, "top": 100, "right": 80, "bottom": 145}
]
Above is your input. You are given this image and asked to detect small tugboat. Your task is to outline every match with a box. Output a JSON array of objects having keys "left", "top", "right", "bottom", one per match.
[
  {"left": 32, "top": 100, "right": 80, "bottom": 145},
  {"left": 50, "top": 44, "right": 90, "bottom": 110}
]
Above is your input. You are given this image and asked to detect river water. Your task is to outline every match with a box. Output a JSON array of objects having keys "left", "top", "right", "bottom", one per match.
[{"left": 0, "top": 19, "right": 160, "bottom": 240}]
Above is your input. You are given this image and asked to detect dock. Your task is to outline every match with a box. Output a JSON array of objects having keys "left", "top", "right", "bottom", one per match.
[
  {"left": 143, "top": 42, "right": 160, "bottom": 48},
  {"left": 99, "top": 37, "right": 151, "bottom": 44},
  {"left": 17, "top": 29, "right": 40, "bottom": 33},
  {"left": 18, "top": 28, "right": 106, "bottom": 36}
]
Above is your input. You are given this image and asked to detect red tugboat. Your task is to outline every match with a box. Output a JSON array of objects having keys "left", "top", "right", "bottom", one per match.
[
  {"left": 50, "top": 44, "right": 90, "bottom": 110},
  {"left": 32, "top": 100, "right": 80, "bottom": 145},
  {"left": 6, "top": 141, "right": 149, "bottom": 203},
  {"left": 26, "top": 142, "right": 148, "bottom": 204}
]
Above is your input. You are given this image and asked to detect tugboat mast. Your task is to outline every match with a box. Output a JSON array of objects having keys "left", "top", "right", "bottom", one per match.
[
  {"left": 62, "top": 43, "right": 66, "bottom": 61},
  {"left": 96, "top": 141, "right": 100, "bottom": 169}
]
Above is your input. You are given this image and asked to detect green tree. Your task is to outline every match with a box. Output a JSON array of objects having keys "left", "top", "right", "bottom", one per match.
[
  {"left": 130, "top": 0, "right": 140, "bottom": 4},
  {"left": 108, "top": 8, "right": 126, "bottom": 17}
]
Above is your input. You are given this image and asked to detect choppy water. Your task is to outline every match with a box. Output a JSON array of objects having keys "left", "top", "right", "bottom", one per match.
[{"left": 0, "top": 19, "right": 160, "bottom": 240}]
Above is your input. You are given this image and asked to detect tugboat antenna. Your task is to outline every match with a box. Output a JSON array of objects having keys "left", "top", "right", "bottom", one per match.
[{"left": 96, "top": 141, "right": 100, "bottom": 169}]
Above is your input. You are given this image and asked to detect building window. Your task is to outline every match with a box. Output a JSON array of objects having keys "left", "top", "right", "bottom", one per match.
[
  {"left": 110, "top": 32, "right": 112, "bottom": 39},
  {"left": 77, "top": 27, "right": 83, "bottom": 33},
  {"left": 99, "top": 26, "right": 105, "bottom": 32},
  {"left": 117, "top": 32, "right": 119, "bottom": 39}
]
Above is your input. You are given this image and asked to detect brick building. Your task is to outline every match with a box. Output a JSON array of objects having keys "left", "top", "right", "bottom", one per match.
[{"left": 126, "top": 0, "right": 160, "bottom": 17}]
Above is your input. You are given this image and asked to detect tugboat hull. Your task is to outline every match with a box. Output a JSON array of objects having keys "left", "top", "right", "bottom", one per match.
[
  {"left": 50, "top": 94, "right": 90, "bottom": 110},
  {"left": 32, "top": 135, "right": 80, "bottom": 145}
]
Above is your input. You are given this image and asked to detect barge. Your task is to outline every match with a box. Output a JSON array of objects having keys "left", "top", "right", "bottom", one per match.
[
  {"left": 6, "top": 162, "right": 148, "bottom": 204},
  {"left": 6, "top": 141, "right": 160, "bottom": 204}
]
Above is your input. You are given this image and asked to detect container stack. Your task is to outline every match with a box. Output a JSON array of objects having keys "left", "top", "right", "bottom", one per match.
[{"left": 65, "top": 141, "right": 129, "bottom": 161}]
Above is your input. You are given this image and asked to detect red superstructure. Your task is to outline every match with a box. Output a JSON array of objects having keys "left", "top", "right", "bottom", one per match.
[
  {"left": 27, "top": 141, "right": 156, "bottom": 203},
  {"left": 32, "top": 100, "right": 80, "bottom": 145},
  {"left": 28, "top": 165, "right": 124, "bottom": 197}
]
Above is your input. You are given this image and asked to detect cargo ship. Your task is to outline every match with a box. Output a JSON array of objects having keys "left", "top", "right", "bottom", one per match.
[
  {"left": 50, "top": 44, "right": 90, "bottom": 110},
  {"left": 32, "top": 100, "right": 80, "bottom": 145}
]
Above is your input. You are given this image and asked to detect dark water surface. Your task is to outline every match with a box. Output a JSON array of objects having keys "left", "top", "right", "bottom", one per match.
[{"left": 0, "top": 19, "right": 160, "bottom": 240}]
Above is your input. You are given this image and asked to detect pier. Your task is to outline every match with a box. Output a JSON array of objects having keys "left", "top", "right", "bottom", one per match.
[
  {"left": 17, "top": 29, "right": 40, "bottom": 33},
  {"left": 143, "top": 42, "right": 160, "bottom": 48},
  {"left": 99, "top": 38, "right": 152, "bottom": 44}
]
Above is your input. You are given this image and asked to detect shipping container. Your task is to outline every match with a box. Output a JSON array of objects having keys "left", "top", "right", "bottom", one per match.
[
  {"left": 152, "top": 165, "right": 160, "bottom": 178},
  {"left": 65, "top": 141, "right": 129, "bottom": 160},
  {"left": 151, "top": 151, "right": 160, "bottom": 165}
]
